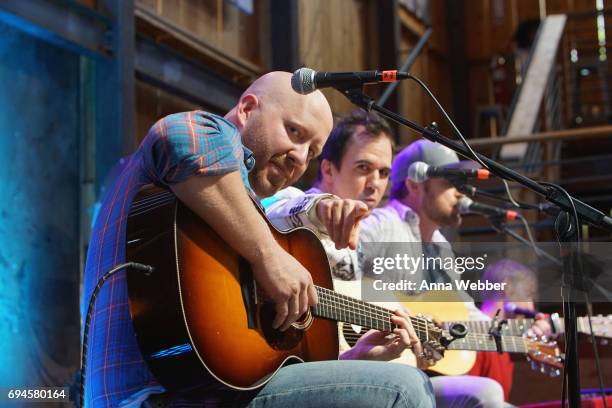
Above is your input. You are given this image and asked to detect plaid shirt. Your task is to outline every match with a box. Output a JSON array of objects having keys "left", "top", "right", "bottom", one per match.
[{"left": 81, "top": 111, "right": 254, "bottom": 407}]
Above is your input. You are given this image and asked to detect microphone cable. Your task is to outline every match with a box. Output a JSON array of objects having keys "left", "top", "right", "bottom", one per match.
[
  {"left": 403, "top": 74, "right": 530, "bottom": 217},
  {"left": 79, "top": 262, "right": 154, "bottom": 408},
  {"left": 407, "top": 73, "right": 607, "bottom": 407}
]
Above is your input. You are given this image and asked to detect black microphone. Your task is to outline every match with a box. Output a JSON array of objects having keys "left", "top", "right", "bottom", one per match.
[
  {"left": 458, "top": 197, "right": 519, "bottom": 221},
  {"left": 407, "top": 161, "right": 490, "bottom": 183},
  {"left": 291, "top": 67, "right": 409, "bottom": 95},
  {"left": 457, "top": 184, "right": 563, "bottom": 216}
]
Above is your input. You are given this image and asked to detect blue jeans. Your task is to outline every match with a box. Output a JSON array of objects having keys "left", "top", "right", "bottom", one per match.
[
  {"left": 431, "top": 376, "right": 513, "bottom": 408},
  {"left": 246, "top": 361, "right": 434, "bottom": 408},
  {"left": 158, "top": 361, "right": 435, "bottom": 408}
]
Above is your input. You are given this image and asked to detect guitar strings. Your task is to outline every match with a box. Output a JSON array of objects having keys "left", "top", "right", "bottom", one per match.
[
  {"left": 314, "top": 287, "right": 432, "bottom": 338},
  {"left": 129, "top": 192, "right": 175, "bottom": 216},
  {"left": 316, "top": 286, "right": 425, "bottom": 330},
  {"left": 315, "top": 291, "right": 415, "bottom": 332},
  {"left": 131, "top": 190, "right": 173, "bottom": 210},
  {"left": 317, "top": 287, "right": 531, "bottom": 353},
  {"left": 340, "top": 325, "right": 531, "bottom": 353}
]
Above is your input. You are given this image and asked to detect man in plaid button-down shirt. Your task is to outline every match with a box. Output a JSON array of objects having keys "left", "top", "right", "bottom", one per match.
[{"left": 82, "top": 72, "right": 435, "bottom": 408}]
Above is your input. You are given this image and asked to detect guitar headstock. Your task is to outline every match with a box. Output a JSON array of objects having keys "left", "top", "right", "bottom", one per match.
[
  {"left": 579, "top": 314, "right": 612, "bottom": 343},
  {"left": 525, "top": 337, "right": 563, "bottom": 377}
]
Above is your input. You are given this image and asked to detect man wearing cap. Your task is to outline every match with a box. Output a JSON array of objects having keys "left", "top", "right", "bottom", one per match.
[
  {"left": 360, "top": 139, "right": 555, "bottom": 407},
  {"left": 359, "top": 139, "right": 473, "bottom": 286},
  {"left": 355, "top": 140, "right": 511, "bottom": 407},
  {"left": 266, "top": 124, "right": 516, "bottom": 405}
]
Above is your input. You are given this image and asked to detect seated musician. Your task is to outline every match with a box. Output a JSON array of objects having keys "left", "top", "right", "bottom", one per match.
[
  {"left": 81, "top": 72, "right": 435, "bottom": 408},
  {"left": 264, "top": 133, "right": 554, "bottom": 407},
  {"left": 469, "top": 259, "right": 548, "bottom": 401},
  {"left": 361, "top": 140, "right": 554, "bottom": 407},
  {"left": 263, "top": 110, "right": 394, "bottom": 281}
]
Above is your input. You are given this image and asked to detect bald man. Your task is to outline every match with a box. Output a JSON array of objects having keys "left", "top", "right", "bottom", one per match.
[{"left": 82, "top": 72, "right": 434, "bottom": 408}]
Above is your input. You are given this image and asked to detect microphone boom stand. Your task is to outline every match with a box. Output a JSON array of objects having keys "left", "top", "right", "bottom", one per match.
[
  {"left": 340, "top": 88, "right": 612, "bottom": 231},
  {"left": 339, "top": 87, "right": 611, "bottom": 408},
  {"left": 488, "top": 216, "right": 562, "bottom": 266}
]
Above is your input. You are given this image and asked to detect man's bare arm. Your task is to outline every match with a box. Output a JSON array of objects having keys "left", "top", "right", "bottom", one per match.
[{"left": 171, "top": 172, "right": 317, "bottom": 330}]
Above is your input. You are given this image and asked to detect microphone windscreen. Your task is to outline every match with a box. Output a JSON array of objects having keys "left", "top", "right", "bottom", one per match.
[
  {"left": 457, "top": 196, "right": 473, "bottom": 214},
  {"left": 292, "top": 68, "right": 316, "bottom": 94}
]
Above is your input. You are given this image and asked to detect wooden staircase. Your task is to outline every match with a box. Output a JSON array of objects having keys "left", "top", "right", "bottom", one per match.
[{"left": 458, "top": 8, "right": 612, "bottom": 243}]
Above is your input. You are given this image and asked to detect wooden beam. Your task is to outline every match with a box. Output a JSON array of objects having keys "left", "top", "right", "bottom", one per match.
[
  {"left": 135, "top": 3, "right": 261, "bottom": 82},
  {"left": 467, "top": 125, "right": 612, "bottom": 147},
  {"left": 398, "top": 6, "right": 426, "bottom": 37},
  {"left": 377, "top": 0, "right": 402, "bottom": 138},
  {"left": 446, "top": 0, "right": 469, "bottom": 136},
  {"left": 270, "top": 0, "right": 299, "bottom": 71}
]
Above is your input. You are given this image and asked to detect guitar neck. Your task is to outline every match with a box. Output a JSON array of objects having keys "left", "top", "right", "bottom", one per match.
[
  {"left": 312, "top": 286, "right": 431, "bottom": 341},
  {"left": 447, "top": 319, "right": 535, "bottom": 337},
  {"left": 445, "top": 333, "right": 529, "bottom": 353},
  {"left": 449, "top": 315, "right": 604, "bottom": 338}
]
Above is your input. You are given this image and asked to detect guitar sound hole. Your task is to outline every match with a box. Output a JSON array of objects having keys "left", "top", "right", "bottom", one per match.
[{"left": 259, "top": 303, "right": 303, "bottom": 350}]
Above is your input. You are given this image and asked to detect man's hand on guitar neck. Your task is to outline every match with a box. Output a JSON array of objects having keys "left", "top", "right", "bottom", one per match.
[
  {"left": 315, "top": 197, "right": 368, "bottom": 250},
  {"left": 339, "top": 309, "right": 437, "bottom": 369},
  {"left": 527, "top": 313, "right": 553, "bottom": 339}
]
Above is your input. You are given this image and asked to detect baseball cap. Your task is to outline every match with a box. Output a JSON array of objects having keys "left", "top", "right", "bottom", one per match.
[{"left": 390, "top": 139, "right": 478, "bottom": 187}]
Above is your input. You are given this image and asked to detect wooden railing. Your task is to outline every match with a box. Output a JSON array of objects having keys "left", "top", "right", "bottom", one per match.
[
  {"left": 465, "top": 125, "right": 610, "bottom": 188},
  {"left": 469, "top": 125, "right": 612, "bottom": 147}
]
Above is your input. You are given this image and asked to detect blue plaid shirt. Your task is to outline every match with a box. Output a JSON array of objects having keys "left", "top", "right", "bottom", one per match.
[{"left": 81, "top": 111, "right": 254, "bottom": 407}]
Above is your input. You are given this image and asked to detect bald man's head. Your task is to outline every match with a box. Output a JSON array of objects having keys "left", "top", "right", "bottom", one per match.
[{"left": 226, "top": 71, "right": 333, "bottom": 197}]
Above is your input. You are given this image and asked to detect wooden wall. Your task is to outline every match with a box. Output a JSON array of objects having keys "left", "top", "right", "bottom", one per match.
[
  {"left": 133, "top": 0, "right": 267, "bottom": 145},
  {"left": 298, "top": 0, "right": 454, "bottom": 147},
  {"left": 137, "top": 0, "right": 267, "bottom": 70},
  {"left": 298, "top": 0, "right": 373, "bottom": 114},
  {"left": 397, "top": 0, "right": 452, "bottom": 145},
  {"left": 134, "top": 80, "right": 201, "bottom": 146}
]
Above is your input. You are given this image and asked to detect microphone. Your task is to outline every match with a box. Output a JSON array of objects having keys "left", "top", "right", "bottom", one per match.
[
  {"left": 458, "top": 197, "right": 519, "bottom": 221},
  {"left": 292, "top": 67, "right": 409, "bottom": 94},
  {"left": 408, "top": 161, "right": 490, "bottom": 183},
  {"left": 505, "top": 302, "right": 537, "bottom": 318}
]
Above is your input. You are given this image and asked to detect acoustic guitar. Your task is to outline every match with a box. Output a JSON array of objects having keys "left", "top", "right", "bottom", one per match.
[
  {"left": 334, "top": 280, "right": 563, "bottom": 376},
  {"left": 125, "top": 185, "right": 444, "bottom": 393}
]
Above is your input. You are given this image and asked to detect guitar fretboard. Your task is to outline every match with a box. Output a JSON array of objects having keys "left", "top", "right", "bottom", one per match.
[
  {"left": 445, "top": 333, "right": 528, "bottom": 353},
  {"left": 313, "top": 286, "right": 434, "bottom": 342},
  {"left": 447, "top": 319, "right": 533, "bottom": 337},
  {"left": 342, "top": 324, "right": 530, "bottom": 353}
]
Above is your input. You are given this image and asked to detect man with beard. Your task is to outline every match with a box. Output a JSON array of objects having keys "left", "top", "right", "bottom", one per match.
[
  {"left": 264, "top": 110, "right": 395, "bottom": 281},
  {"left": 360, "top": 139, "right": 553, "bottom": 407},
  {"left": 359, "top": 139, "right": 468, "bottom": 287},
  {"left": 82, "top": 72, "right": 434, "bottom": 408}
]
